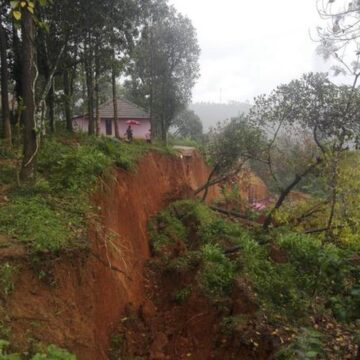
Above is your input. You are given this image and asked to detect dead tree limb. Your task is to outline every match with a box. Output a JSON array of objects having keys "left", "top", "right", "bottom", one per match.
[
  {"left": 263, "top": 157, "right": 323, "bottom": 230},
  {"left": 210, "top": 206, "right": 260, "bottom": 227}
]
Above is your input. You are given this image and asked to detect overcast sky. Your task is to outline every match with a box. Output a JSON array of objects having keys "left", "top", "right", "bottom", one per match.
[{"left": 169, "top": 0, "right": 332, "bottom": 103}]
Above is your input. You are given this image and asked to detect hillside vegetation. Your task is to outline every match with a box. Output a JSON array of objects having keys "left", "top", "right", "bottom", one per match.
[
  {"left": 0, "top": 136, "right": 170, "bottom": 253},
  {"left": 124, "top": 200, "right": 359, "bottom": 359}
]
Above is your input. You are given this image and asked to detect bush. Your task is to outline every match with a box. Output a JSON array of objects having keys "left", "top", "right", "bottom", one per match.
[
  {"left": 276, "top": 328, "right": 327, "bottom": 360},
  {"left": 0, "top": 263, "right": 17, "bottom": 297},
  {"left": 0, "top": 341, "right": 75, "bottom": 360},
  {"left": 198, "top": 244, "right": 236, "bottom": 299}
]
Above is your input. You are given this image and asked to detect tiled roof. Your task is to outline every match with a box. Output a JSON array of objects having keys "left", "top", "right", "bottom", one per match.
[{"left": 79, "top": 98, "right": 150, "bottom": 119}]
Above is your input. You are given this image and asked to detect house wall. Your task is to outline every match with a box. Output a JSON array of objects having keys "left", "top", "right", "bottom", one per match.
[{"left": 73, "top": 117, "right": 151, "bottom": 139}]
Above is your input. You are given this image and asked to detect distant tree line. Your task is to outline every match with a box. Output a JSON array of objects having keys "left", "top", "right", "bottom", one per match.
[{"left": 0, "top": 0, "right": 200, "bottom": 182}]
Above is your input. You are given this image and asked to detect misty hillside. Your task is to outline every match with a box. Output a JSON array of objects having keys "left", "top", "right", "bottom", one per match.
[{"left": 190, "top": 102, "right": 251, "bottom": 131}]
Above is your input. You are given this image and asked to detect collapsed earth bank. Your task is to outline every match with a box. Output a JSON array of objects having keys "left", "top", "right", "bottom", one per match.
[{"left": 0, "top": 150, "right": 219, "bottom": 359}]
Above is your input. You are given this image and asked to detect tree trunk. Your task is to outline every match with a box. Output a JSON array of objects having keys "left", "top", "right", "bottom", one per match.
[
  {"left": 0, "top": 21, "right": 12, "bottom": 147},
  {"left": 63, "top": 69, "right": 73, "bottom": 132},
  {"left": 12, "top": 22, "right": 22, "bottom": 104},
  {"left": 112, "top": 52, "right": 120, "bottom": 138},
  {"left": 48, "top": 83, "right": 55, "bottom": 133},
  {"left": 85, "top": 37, "right": 95, "bottom": 135},
  {"left": 95, "top": 42, "right": 100, "bottom": 136},
  {"left": 262, "top": 158, "right": 322, "bottom": 230},
  {"left": 201, "top": 166, "right": 217, "bottom": 202},
  {"left": 20, "top": 9, "right": 37, "bottom": 183}
]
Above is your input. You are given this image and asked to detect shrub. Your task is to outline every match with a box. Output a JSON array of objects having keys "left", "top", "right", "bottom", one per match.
[
  {"left": 31, "top": 345, "right": 76, "bottom": 360},
  {"left": 276, "top": 328, "right": 327, "bottom": 360},
  {"left": 0, "top": 263, "right": 17, "bottom": 297},
  {"left": 174, "top": 287, "right": 192, "bottom": 304},
  {"left": 198, "top": 244, "right": 236, "bottom": 299}
]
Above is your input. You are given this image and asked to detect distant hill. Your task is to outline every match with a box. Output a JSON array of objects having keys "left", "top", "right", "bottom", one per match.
[{"left": 189, "top": 101, "right": 251, "bottom": 131}]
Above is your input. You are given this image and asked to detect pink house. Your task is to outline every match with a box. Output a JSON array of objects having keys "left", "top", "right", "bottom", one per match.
[{"left": 72, "top": 98, "right": 151, "bottom": 139}]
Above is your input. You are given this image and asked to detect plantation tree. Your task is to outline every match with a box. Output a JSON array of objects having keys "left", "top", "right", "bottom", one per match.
[
  {"left": 195, "top": 116, "right": 265, "bottom": 202},
  {"left": 172, "top": 109, "right": 203, "bottom": 141},
  {"left": 126, "top": 1, "right": 200, "bottom": 142},
  {"left": 12, "top": 1, "right": 38, "bottom": 182},
  {"left": 0, "top": 6, "right": 12, "bottom": 148},
  {"left": 248, "top": 73, "right": 360, "bottom": 230}
]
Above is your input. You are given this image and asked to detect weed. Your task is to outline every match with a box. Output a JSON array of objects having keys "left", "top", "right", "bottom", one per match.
[
  {"left": 276, "top": 328, "right": 327, "bottom": 360},
  {"left": 31, "top": 345, "right": 76, "bottom": 360},
  {"left": 0, "top": 263, "right": 17, "bottom": 297},
  {"left": 0, "top": 323, "right": 10, "bottom": 341},
  {"left": 174, "top": 287, "right": 192, "bottom": 304},
  {"left": 220, "top": 315, "right": 249, "bottom": 336},
  {"left": 109, "top": 333, "right": 125, "bottom": 360},
  {"left": 0, "top": 164, "right": 17, "bottom": 187}
]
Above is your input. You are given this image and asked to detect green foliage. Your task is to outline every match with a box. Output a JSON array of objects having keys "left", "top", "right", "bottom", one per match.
[
  {"left": 148, "top": 209, "right": 187, "bottom": 254},
  {"left": 149, "top": 200, "right": 359, "bottom": 358},
  {"left": 0, "top": 341, "right": 75, "bottom": 360},
  {"left": 171, "top": 109, "right": 203, "bottom": 141},
  {"left": 0, "top": 164, "right": 16, "bottom": 186},
  {"left": 239, "top": 238, "right": 310, "bottom": 319},
  {"left": 277, "top": 233, "right": 360, "bottom": 321},
  {"left": 109, "top": 334, "right": 125, "bottom": 360},
  {"left": 0, "top": 263, "right": 18, "bottom": 297},
  {"left": 276, "top": 328, "right": 327, "bottom": 360},
  {"left": 206, "top": 115, "right": 265, "bottom": 175},
  {"left": 198, "top": 244, "right": 236, "bottom": 299},
  {"left": 31, "top": 345, "right": 76, "bottom": 360},
  {"left": 0, "top": 195, "right": 84, "bottom": 252},
  {"left": 125, "top": 2, "right": 200, "bottom": 140},
  {"left": 0, "top": 135, "right": 154, "bottom": 253},
  {"left": 174, "top": 287, "right": 192, "bottom": 304},
  {"left": 0, "top": 339, "right": 21, "bottom": 360}
]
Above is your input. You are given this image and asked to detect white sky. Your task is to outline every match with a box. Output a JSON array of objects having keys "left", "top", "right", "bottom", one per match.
[{"left": 169, "top": 0, "right": 333, "bottom": 103}]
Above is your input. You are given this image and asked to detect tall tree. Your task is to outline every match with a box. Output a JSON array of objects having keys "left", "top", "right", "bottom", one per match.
[
  {"left": 172, "top": 109, "right": 203, "bottom": 140},
  {"left": 248, "top": 73, "right": 360, "bottom": 229},
  {"left": 19, "top": 3, "right": 37, "bottom": 182},
  {"left": 126, "top": 2, "right": 200, "bottom": 142},
  {"left": 0, "top": 12, "right": 12, "bottom": 147}
]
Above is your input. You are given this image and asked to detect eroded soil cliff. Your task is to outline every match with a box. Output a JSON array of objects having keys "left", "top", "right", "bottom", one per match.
[{"left": 0, "top": 150, "right": 217, "bottom": 359}]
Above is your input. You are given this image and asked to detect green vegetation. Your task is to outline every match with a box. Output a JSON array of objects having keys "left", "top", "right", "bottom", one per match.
[
  {"left": 149, "top": 200, "right": 360, "bottom": 357},
  {"left": 0, "top": 340, "right": 75, "bottom": 360},
  {"left": 276, "top": 328, "right": 327, "bottom": 360},
  {"left": 0, "top": 135, "right": 159, "bottom": 253},
  {"left": 0, "top": 263, "right": 18, "bottom": 297}
]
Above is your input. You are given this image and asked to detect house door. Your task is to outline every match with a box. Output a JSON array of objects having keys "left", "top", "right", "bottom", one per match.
[{"left": 105, "top": 119, "right": 112, "bottom": 136}]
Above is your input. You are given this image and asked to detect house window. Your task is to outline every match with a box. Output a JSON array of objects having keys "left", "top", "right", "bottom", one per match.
[{"left": 105, "top": 119, "right": 112, "bottom": 135}]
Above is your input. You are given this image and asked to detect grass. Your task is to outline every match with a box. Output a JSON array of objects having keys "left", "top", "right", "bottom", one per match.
[{"left": 0, "top": 134, "right": 169, "bottom": 253}]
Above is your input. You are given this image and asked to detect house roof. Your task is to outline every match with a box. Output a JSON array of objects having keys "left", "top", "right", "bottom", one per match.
[{"left": 75, "top": 98, "right": 150, "bottom": 119}]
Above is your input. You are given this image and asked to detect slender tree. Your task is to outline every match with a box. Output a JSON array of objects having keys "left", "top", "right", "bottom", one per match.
[
  {"left": 0, "top": 16, "right": 12, "bottom": 147},
  {"left": 19, "top": 4, "right": 37, "bottom": 182}
]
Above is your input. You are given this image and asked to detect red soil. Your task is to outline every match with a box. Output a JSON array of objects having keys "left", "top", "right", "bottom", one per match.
[{"left": 1, "top": 150, "right": 218, "bottom": 359}]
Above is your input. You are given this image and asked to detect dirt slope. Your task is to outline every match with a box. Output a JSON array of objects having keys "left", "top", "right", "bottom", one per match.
[{"left": 2, "top": 150, "right": 218, "bottom": 359}]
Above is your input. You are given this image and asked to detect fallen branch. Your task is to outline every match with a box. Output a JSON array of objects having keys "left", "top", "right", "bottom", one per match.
[
  {"left": 210, "top": 206, "right": 261, "bottom": 227},
  {"left": 305, "top": 225, "right": 345, "bottom": 235}
]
